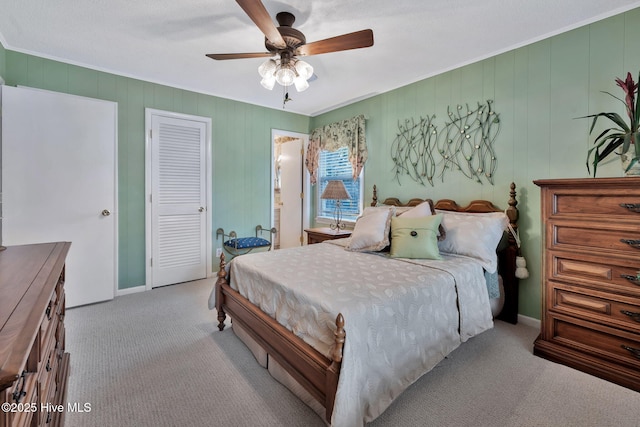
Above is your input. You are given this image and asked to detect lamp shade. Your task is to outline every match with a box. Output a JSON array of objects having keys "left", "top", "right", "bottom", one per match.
[
  {"left": 294, "top": 60, "right": 313, "bottom": 80},
  {"left": 275, "top": 66, "right": 296, "bottom": 86},
  {"left": 258, "top": 57, "right": 314, "bottom": 92},
  {"left": 260, "top": 75, "right": 276, "bottom": 90},
  {"left": 321, "top": 180, "right": 351, "bottom": 200},
  {"left": 293, "top": 75, "right": 309, "bottom": 92},
  {"left": 258, "top": 59, "right": 277, "bottom": 77}
]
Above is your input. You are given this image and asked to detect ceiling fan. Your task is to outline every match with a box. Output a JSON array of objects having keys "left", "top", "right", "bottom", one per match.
[{"left": 206, "top": 0, "right": 374, "bottom": 93}]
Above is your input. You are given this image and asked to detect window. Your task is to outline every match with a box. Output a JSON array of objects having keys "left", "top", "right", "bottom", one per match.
[{"left": 316, "top": 146, "right": 363, "bottom": 223}]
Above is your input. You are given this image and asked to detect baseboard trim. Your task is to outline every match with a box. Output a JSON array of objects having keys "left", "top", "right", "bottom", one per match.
[
  {"left": 116, "top": 285, "right": 146, "bottom": 297},
  {"left": 517, "top": 313, "right": 540, "bottom": 329}
]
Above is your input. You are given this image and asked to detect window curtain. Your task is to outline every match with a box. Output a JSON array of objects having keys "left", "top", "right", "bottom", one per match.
[{"left": 305, "top": 114, "right": 367, "bottom": 184}]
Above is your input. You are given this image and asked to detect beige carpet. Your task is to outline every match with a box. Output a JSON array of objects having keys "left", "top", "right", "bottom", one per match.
[{"left": 64, "top": 279, "right": 640, "bottom": 427}]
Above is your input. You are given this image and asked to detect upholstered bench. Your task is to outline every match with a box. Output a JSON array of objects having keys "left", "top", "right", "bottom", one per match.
[{"left": 216, "top": 225, "right": 277, "bottom": 259}]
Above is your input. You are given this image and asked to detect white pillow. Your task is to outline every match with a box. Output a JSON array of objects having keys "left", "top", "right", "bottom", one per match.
[
  {"left": 362, "top": 205, "right": 395, "bottom": 216},
  {"left": 436, "top": 210, "right": 508, "bottom": 273},
  {"left": 347, "top": 209, "right": 393, "bottom": 252},
  {"left": 397, "top": 201, "right": 434, "bottom": 218},
  {"left": 392, "top": 206, "right": 412, "bottom": 215}
]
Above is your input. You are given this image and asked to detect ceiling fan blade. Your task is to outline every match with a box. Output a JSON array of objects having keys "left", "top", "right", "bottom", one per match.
[
  {"left": 206, "top": 52, "right": 273, "bottom": 60},
  {"left": 236, "top": 0, "right": 286, "bottom": 49},
  {"left": 296, "top": 29, "right": 373, "bottom": 56}
]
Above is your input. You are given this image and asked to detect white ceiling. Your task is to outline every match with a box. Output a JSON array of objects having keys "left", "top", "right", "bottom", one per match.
[{"left": 1, "top": 0, "right": 639, "bottom": 116}]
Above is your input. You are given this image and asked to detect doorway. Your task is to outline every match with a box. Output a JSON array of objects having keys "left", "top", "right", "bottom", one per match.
[
  {"left": 145, "top": 109, "right": 212, "bottom": 289},
  {"left": 272, "top": 130, "right": 310, "bottom": 248}
]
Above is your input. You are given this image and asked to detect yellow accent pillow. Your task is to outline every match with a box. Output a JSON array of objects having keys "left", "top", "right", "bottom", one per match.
[{"left": 390, "top": 215, "right": 442, "bottom": 259}]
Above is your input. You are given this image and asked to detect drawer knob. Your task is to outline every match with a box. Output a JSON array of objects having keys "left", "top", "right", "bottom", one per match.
[
  {"left": 620, "top": 239, "right": 640, "bottom": 249},
  {"left": 621, "top": 309, "right": 640, "bottom": 323},
  {"left": 620, "top": 203, "right": 640, "bottom": 213},
  {"left": 622, "top": 344, "right": 640, "bottom": 360},
  {"left": 620, "top": 274, "right": 640, "bottom": 286}
]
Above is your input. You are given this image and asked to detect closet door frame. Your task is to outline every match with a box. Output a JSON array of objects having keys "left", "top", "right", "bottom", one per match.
[{"left": 144, "top": 108, "right": 213, "bottom": 289}]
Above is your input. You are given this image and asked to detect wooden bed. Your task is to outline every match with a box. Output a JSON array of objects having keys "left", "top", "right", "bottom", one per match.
[{"left": 214, "top": 183, "right": 520, "bottom": 424}]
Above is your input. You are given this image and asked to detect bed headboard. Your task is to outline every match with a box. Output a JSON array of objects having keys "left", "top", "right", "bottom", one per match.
[
  {"left": 372, "top": 183, "right": 518, "bottom": 233},
  {"left": 370, "top": 183, "right": 520, "bottom": 324}
]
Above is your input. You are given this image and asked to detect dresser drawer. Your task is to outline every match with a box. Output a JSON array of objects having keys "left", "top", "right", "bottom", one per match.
[
  {"left": 551, "top": 315, "right": 640, "bottom": 370},
  {"left": 551, "top": 284, "right": 640, "bottom": 333},
  {"left": 39, "top": 290, "right": 58, "bottom": 352},
  {"left": 549, "top": 251, "right": 640, "bottom": 297},
  {"left": 40, "top": 313, "right": 59, "bottom": 374},
  {"left": 544, "top": 185, "right": 640, "bottom": 219},
  {"left": 0, "top": 372, "right": 38, "bottom": 427},
  {"left": 547, "top": 220, "right": 640, "bottom": 259},
  {"left": 40, "top": 341, "right": 59, "bottom": 402}
]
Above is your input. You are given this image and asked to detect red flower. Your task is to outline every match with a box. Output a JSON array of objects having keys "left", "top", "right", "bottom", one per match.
[
  {"left": 615, "top": 72, "right": 638, "bottom": 123},
  {"left": 580, "top": 71, "right": 640, "bottom": 176}
]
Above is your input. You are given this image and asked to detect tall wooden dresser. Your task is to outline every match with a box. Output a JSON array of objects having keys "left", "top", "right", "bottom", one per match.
[
  {"left": 534, "top": 177, "right": 640, "bottom": 391},
  {"left": 0, "top": 242, "right": 71, "bottom": 427}
]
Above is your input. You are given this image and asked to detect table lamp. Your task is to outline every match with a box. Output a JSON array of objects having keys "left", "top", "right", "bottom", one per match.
[{"left": 320, "top": 180, "right": 351, "bottom": 231}]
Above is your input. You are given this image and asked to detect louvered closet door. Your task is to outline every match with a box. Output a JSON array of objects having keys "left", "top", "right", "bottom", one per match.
[{"left": 150, "top": 115, "right": 207, "bottom": 287}]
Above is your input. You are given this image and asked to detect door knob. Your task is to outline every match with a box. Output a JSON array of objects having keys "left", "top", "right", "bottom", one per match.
[
  {"left": 101, "top": 209, "right": 111, "bottom": 216},
  {"left": 199, "top": 207, "right": 205, "bottom": 212}
]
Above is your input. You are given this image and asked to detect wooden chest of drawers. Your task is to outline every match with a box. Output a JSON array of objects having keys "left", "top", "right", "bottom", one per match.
[
  {"left": 0, "top": 242, "right": 71, "bottom": 427},
  {"left": 534, "top": 177, "right": 640, "bottom": 391}
]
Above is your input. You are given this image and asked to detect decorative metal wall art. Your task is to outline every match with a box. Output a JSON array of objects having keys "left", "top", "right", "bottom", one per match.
[{"left": 391, "top": 100, "right": 500, "bottom": 185}]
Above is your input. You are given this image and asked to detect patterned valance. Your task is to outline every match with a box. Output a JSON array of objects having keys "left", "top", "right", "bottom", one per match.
[{"left": 306, "top": 114, "right": 367, "bottom": 184}]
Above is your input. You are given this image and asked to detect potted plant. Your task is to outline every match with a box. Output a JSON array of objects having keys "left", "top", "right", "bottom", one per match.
[{"left": 581, "top": 71, "right": 640, "bottom": 177}]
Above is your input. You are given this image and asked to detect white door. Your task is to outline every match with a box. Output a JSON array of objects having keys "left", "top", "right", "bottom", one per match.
[
  {"left": 278, "top": 138, "right": 303, "bottom": 248},
  {"left": 1, "top": 85, "right": 117, "bottom": 308},
  {"left": 146, "top": 110, "right": 211, "bottom": 288}
]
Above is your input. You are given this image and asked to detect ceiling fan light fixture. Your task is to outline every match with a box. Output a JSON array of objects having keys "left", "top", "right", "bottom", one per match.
[
  {"left": 258, "top": 58, "right": 277, "bottom": 77},
  {"left": 294, "top": 60, "right": 314, "bottom": 80},
  {"left": 275, "top": 65, "right": 296, "bottom": 87},
  {"left": 293, "top": 75, "right": 309, "bottom": 92},
  {"left": 207, "top": 4, "right": 375, "bottom": 102},
  {"left": 258, "top": 57, "right": 313, "bottom": 91},
  {"left": 260, "top": 74, "right": 276, "bottom": 90}
]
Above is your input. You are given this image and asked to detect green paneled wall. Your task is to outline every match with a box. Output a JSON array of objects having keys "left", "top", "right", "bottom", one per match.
[
  {"left": 0, "top": 42, "right": 5, "bottom": 81},
  {"left": 2, "top": 7, "right": 639, "bottom": 318},
  {"left": 311, "top": 8, "right": 640, "bottom": 319},
  {"left": 3, "top": 51, "right": 310, "bottom": 290}
]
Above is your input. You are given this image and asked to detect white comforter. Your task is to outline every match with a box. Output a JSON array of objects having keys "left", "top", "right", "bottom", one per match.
[{"left": 216, "top": 239, "right": 493, "bottom": 426}]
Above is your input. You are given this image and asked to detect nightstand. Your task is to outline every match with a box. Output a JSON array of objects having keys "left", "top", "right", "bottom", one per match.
[{"left": 305, "top": 227, "right": 352, "bottom": 244}]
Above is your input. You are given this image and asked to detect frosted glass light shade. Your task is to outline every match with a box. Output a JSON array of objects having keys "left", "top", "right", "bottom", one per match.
[
  {"left": 295, "top": 60, "right": 313, "bottom": 80},
  {"left": 293, "top": 75, "right": 309, "bottom": 92},
  {"left": 258, "top": 57, "right": 314, "bottom": 91},
  {"left": 260, "top": 75, "right": 276, "bottom": 90},
  {"left": 258, "top": 59, "right": 277, "bottom": 77},
  {"left": 275, "top": 66, "right": 296, "bottom": 86}
]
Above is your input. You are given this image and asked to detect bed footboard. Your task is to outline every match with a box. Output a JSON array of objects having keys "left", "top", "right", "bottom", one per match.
[{"left": 215, "top": 254, "right": 345, "bottom": 423}]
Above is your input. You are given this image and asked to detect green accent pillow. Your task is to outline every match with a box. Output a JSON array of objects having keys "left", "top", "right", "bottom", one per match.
[{"left": 390, "top": 214, "right": 442, "bottom": 259}]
